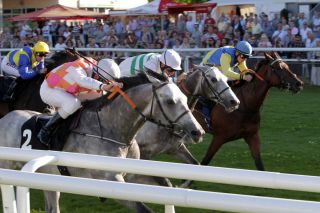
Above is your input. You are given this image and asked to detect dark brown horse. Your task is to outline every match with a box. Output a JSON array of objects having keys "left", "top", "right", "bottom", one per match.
[
  {"left": 0, "top": 50, "right": 78, "bottom": 117},
  {"left": 196, "top": 52, "right": 303, "bottom": 171}
]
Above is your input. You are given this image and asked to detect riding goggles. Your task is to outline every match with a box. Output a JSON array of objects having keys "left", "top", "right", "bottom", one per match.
[
  {"left": 240, "top": 54, "right": 249, "bottom": 59},
  {"left": 35, "top": 52, "right": 48, "bottom": 57}
]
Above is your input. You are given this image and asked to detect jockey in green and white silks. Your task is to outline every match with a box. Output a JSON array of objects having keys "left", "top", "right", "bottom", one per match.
[
  {"left": 202, "top": 41, "right": 253, "bottom": 82},
  {"left": 119, "top": 49, "right": 182, "bottom": 78}
]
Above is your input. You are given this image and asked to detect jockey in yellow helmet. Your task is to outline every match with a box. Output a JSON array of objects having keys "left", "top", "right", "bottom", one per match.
[
  {"left": 1, "top": 41, "right": 50, "bottom": 79},
  {"left": 202, "top": 41, "right": 253, "bottom": 82}
]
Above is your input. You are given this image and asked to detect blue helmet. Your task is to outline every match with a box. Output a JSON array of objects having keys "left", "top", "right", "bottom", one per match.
[{"left": 235, "top": 41, "right": 253, "bottom": 56}]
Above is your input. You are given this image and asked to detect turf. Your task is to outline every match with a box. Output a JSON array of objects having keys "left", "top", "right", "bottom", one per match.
[{"left": 3, "top": 86, "right": 320, "bottom": 213}]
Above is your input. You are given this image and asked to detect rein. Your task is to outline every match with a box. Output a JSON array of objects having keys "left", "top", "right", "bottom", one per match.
[{"left": 107, "top": 81, "right": 190, "bottom": 136}]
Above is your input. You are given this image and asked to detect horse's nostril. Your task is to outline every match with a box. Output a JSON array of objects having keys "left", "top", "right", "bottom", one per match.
[
  {"left": 230, "top": 100, "right": 237, "bottom": 105},
  {"left": 296, "top": 81, "right": 303, "bottom": 87},
  {"left": 191, "top": 130, "right": 203, "bottom": 139}
]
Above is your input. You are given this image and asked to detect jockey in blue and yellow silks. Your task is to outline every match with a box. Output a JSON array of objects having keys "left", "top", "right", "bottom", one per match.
[
  {"left": 202, "top": 41, "right": 253, "bottom": 82},
  {"left": 1, "top": 41, "right": 50, "bottom": 79}
]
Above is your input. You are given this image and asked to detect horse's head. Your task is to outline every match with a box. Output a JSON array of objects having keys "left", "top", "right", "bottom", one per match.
[
  {"left": 257, "top": 52, "right": 303, "bottom": 93},
  {"left": 190, "top": 65, "right": 240, "bottom": 112},
  {"left": 45, "top": 50, "right": 80, "bottom": 71},
  {"left": 145, "top": 73, "right": 205, "bottom": 144}
]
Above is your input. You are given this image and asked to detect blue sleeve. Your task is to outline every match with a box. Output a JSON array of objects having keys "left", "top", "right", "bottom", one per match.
[{"left": 18, "top": 55, "right": 40, "bottom": 79}]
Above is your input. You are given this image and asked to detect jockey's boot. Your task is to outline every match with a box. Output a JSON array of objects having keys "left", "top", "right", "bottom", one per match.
[
  {"left": 37, "top": 113, "right": 64, "bottom": 146},
  {"left": 3, "top": 80, "right": 17, "bottom": 102}
]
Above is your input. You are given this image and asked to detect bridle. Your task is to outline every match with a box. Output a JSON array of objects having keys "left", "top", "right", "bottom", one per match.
[
  {"left": 200, "top": 67, "right": 231, "bottom": 104},
  {"left": 256, "top": 57, "right": 293, "bottom": 89},
  {"left": 181, "top": 67, "right": 231, "bottom": 106},
  {"left": 145, "top": 82, "right": 191, "bottom": 137}
]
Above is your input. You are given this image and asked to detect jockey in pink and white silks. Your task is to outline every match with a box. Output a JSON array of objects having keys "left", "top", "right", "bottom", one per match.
[
  {"left": 119, "top": 49, "right": 182, "bottom": 78},
  {"left": 37, "top": 58, "right": 122, "bottom": 146}
]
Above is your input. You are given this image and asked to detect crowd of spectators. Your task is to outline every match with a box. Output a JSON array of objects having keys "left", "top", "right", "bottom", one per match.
[{"left": 1, "top": 10, "right": 320, "bottom": 60}]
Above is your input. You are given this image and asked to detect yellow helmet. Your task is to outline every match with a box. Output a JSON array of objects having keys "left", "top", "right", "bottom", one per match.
[{"left": 33, "top": 41, "right": 50, "bottom": 53}]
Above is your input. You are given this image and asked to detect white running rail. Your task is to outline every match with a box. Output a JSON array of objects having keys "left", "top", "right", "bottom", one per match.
[{"left": 0, "top": 147, "right": 319, "bottom": 213}]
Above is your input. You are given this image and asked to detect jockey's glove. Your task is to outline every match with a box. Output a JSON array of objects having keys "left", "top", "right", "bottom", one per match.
[{"left": 35, "top": 61, "right": 45, "bottom": 73}]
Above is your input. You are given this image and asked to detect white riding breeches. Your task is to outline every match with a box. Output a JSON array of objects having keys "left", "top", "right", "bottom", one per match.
[
  {"left": 0, "top": 56, "right": 20, "bottom": 77},
  {"left": 40, "top": 81, "right": 82, "bottom": 119}
]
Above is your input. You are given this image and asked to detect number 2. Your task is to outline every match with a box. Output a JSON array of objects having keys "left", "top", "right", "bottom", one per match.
[{"left": 21, "top": 129, "right": 32, "bottom": 149}]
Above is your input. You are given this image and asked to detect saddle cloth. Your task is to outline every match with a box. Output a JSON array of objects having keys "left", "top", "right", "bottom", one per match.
[{"left": 20, "top": 113, "right": 80, "bottom": 176}]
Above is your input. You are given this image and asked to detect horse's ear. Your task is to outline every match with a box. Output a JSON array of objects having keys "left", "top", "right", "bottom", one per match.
[
  {"left": 264, "top": 52, "right": 273, "bottom": 61},
  {"left": 145, "top": 72, "right": 162, "bottom": 85},
  {"left": 274, "top": 52, "right": 281, "bottom": 59}
]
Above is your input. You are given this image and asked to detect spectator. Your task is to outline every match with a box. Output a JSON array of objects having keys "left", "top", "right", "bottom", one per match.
[
  {"left": 204, "top": 12, "right": 216, "bottom": 33},
  {"left": 272, "top": 23, "right": 288, "bottom": 45},
  {"left": 86, "top": 37, "right": 99, "bottom": 58},
  {"left": 260, "top": 14, "right": 273, "bottom": 39},
  {"left": 297, "top": 12, "right": 308, "bottom": 30},
  {"left": 306, "top": 31, "right": 316, "bottom": 59},
  {"left": 54, "top": 36, "right": 67, "bottom": 51},
  {"left": 65, "top": 39, "right": 74, "bottom": 48},
  {"left": 186, "top": 16, "right": 195, "bottom": 34},
  {"left": 300, "top": 21, "right": 312, "bottom": 43},
  {"left": 287, "top": 34, "right": 306, "bottom": 59},
  {"left": 258, "top": 33, "right": 272, "bottom": 48}
]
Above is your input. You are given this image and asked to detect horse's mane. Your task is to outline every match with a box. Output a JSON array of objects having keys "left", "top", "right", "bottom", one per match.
[
  {"left": 255, "top": 58, "right": 269, "bottom": 73},
  {"left": 45, "top": 51, "right": 80, "bottom": 71},
  {"left": 83, "top": 71, "right": 168, "bottom": 110},
  {"left": 116, "top": 70, "right": 168, "bottom": 91},
  {"left": 255, "top": 52, "right": 279, "bottom": 72}
]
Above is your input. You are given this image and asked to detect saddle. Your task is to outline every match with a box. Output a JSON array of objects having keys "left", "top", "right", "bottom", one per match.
[
  {"left": 20, "top": 113, "right": 79, "bottom": 151},
  {"left": 20, "top": 112, "right": 81, "bottom": 176}
]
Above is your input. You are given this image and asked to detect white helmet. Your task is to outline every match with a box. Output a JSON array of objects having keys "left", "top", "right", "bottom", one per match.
[
  {"left": 159, "top": 49, "right": 182, "bottom": 71},
  {"left": 97, "top": 58, "right": 121, "bottom": 80}
]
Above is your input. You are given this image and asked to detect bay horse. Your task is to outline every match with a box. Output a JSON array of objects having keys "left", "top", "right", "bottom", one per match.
[
  {"left": 0, "top": 72, "right": 204, "bottom": 213},
  {"left": 125, "top": 65, "right": 240, "bottom": 186},
  {"left": 199, "top": 52, "right": 303, "bottom": 171},
  {"left": 0, "top": 51, "right": 79, "bottom": 117}
]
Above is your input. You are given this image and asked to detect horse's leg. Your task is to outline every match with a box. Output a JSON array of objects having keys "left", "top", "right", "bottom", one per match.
[
  {"left": 201, "top": 136, "right": 225, "bottom": 165},
  {"left": 174, "top": 144, "right": 200, "bottom": 165},
  {"left": 174, "top": 144, "right": 200, "bottom": 188},
  {"left": 113, "top": 174, "right": 154, "bottom": 213},
  {"left": 245, "top": 133, "right": 265, "bottom": 171},
  {"left": 43, "top": 191, "right": 60, "bottom": 213}
]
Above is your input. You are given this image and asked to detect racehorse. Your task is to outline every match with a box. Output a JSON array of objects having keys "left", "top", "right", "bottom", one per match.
[
  {"left": 125, "top": 65, "right": 240, "bottom": 186},
  {"left": 199, "top": 52, "right": 304, "bottom": 171},
  {"left": 0, "top": 50, "right": 79, "bottom": 117},
  {"left": 0, "top": 71, "right": 204, "bottom": 213}
]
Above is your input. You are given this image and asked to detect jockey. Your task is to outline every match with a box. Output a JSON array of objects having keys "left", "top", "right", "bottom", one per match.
[
  {"left": 119, "top": 49, "right": 182, "bottom": 78},
  {"left": 202, "top": 40, "right": 253, "bottom": 82},
  {"left": 1, "top": 41, "right": 50, "bottom": 79},
  {"left": 1, "top": 41, "right": 50, "bottom": 101},
  {"left": 37, "top": 58, "right": 123, "bottom": 146}
]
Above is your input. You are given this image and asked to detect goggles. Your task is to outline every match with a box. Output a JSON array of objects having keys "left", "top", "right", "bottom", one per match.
[
  {"left": 36, "top": 52, "right": 48, "bottom": 57},
  {"left": 164, "top": 66, "right": 177, "bottom": 73},
  {"left": 240, "top": 54, "right": 249, "bottom": 59}
]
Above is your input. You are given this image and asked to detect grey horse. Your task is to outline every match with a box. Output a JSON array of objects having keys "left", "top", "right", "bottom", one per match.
[
  {"left": 0, "top": 72, "right": 204, "bottom": 213},
  {"left": 124, "top": 65, "right": 240, "bottom": 186}
]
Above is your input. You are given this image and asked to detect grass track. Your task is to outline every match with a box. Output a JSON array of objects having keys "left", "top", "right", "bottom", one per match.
[{"left": 3, "top": 86, "right": 320, "bottom": 213}]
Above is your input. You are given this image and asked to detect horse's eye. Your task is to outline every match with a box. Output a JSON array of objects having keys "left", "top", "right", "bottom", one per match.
[
  {"left": 211, "top": 77, "right": 217, "bottom": 83},
  {"left": 167, "top": 99, "right": 175, "bottom": 105}
]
